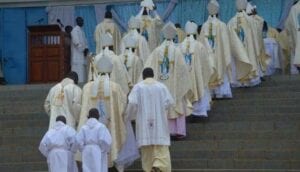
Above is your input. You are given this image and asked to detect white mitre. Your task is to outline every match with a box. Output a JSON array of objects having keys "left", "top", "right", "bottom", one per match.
[
  {"left": 185, "top": 21, "right": 198, "bottom": 35},
  {"left": 246, "top": 2, "right": 255, "bottom": 14},
  {"left": 96, "top": 54, "right": 113, "bottom": 74},
  {"left": 101, "top": 32, "right": 113, "bottom": 48},
  {"left": 236, "top": 0, "right": 247, "bottom": 11},
  {"left": 124, "top": 35, "right": 137, "bottom": 48},
  {"left": 207, "top": 0, "right": 220, "bottom": 15},
  {"left": 140, "top": 0, "right": 155, "bottom": 10},
  {"left": 128, "top": 16, "right": 140, "bottom": 29},
  {"left": 162, "top": 21, "right": 177, "bottom": 39},
  {"left": 92, "top": 54, "right": 113, "bottom": 98}
]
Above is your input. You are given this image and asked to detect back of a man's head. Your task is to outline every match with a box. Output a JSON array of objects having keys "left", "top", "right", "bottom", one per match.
[
  {"left": 56, "top": 115, "right": 66, "bottom": 124},
  {"left": 66, "top": 71, "right": 79, "bottom": 84},
  {"left": 88, "top": 108, "right": 100, "bottom": 120},
  {"left": 142, "top": 68, "right": 154, "bottom": 80},
  {"left": 105, "top": 11, "right": 113, "bottom": 19}
]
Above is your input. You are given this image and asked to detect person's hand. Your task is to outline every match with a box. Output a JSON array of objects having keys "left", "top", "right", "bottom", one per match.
[{"left": 84, "top": 48, "right": 89, "bottom": 57}]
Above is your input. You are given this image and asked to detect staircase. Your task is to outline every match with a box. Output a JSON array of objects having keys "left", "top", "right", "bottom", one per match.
[{"left": 0, "top": 75, "right": 299, "bottom": 172}]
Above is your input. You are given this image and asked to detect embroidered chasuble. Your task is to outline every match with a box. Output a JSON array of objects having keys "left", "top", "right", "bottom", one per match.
[
  {"left": 180, "top": 36, "right": 214, "bottom": 102},
  {"left": 44, "top": 78, "right": 82, "bottom": 129},
  {"left": 251, "top": 14, "right": 270, "bottom": 73},
  {"left": 77, "top": 80, "right": 127, "bottom": 167},
  {"left": 285, "top": 1, "right": 300, "bottom": 66},
  {"left": 228, "top": 11, "right": 259, "bottom": 83},
  {"left": 119, "top": 50, "right": 144, "bottom": 85},
  {"left": 144, "top": 40, "right": 192, "bottom": 119},
  {"left": 88, "top": 49, "right": 131, "bottom": 95},
  {"left": 137, "top": 15, "right": 163, "bottom": 51},
  {"left": 94, "top": 19, "right": 122, "bottom": 54},
  {"left": 120, "top": 30, "right": 150, "bottom": 64},
  {"left": 200, "top": 16, "right": 231, "bottom": 87}
]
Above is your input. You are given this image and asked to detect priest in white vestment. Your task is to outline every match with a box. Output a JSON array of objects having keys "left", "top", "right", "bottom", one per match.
[
  {"left": 126, "top": 67, "right": 174, "bottom": 172},
  {"left": 228, "top": 0, "right": 261, "bottom": 87},
  {"left": 285, "top": 0, "right": 300, "bottom": 74},
  {"left": 120, "top": 16, "right": 150, "bottom": 64},
  {"left": 94, "top": 10, "right": 122, "bottom": 55},
  {"left": 136, "top": 0, "right": 163, "bottom": 51},
  {"left": 181, "top": 21, "right": 214, "bottom": 117},
  {"left": 200, "top": 0, "right": 232, "bottom": 99},
  {"left": 39, "top": 116, "right": 78, "bottom": 172},
  {"left": 144, "top": 22, "right": 193, "bottom": 139},
  {"left": 44, "top": 72, "right": 82, "bottom": 129},
  {"left": 247, "top": 3, "right": 270, "bottom": 77},
  {"left": 77, "top": 54, "right": 139, "bottom": 171},
  {"left": 76, "top": 109, "right": 112, "bottom": 172},
  {"left": 89, "top": 32, "right": 131, "bottom": 95},
  {"left": 119, "top": 35, "right": 143, "bottom": 85},
  {"left": 71, "top": 17, "right": 89, "bottom": 83}
]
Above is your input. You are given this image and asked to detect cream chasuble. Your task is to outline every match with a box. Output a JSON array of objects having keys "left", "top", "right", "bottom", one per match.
[
  {"left": 144, "top": 40, "right": 192, "bottom": 119},
  {"left": 180, "top": 36, "right": 214, "bottom": 102},
  {"left": 77, "top": 79, "right": 127, "bottom": 167},
  {"left": 44, "top": 78, "right": 82, "bottom": 129},
  {"left": 175, "top": 28, "right": 186, "bottom": 44},
  {"left": 88, "top": 49, "right": 131, "bottom": 95},
  {"left": 200, "top": 16, "right": 231, "bottom": 87},
  {"left": 136, "top": 14, "right": 163, "bottom": 51},
  {"left": 251, "top": 14, "right": 270, "bottom": 73},
  {"left": 228, "top": 11, "right": 259, "bottom": 83},
  {"left": 285, "top": 1, "right": 300, "bottom": 66},
  {"left": 120, "top": 29, "right": 150, "bottom": 64},
  {"left": 94, "top": 19, "right": 122, "bottom": 55},
  {"left": 119, "top": 49, "right": 143, "bottom": 85}
]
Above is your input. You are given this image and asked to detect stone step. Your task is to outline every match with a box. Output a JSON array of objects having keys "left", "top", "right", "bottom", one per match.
[
  {"left": 210, "top": 105, "right": 299, "bottom": 113},
  {"left": 185, "top": 131, "right": 299, "bottom": 141},
  {"left": 170, "top": 140, "right": 300, "bottom": 151},
  {"left": 0, "top": 119, "right": 48, "bottom": 129},
  {"left": 204, "top": 113, "right": 300, "bottom": 123},
  {"left": 1, "top": 159, "right": 299, "bottom": 171},
  {"left": 212, "top": 98, "right": 300, "bottom": 106},
  {"left": 128, "top": 159, "right": 300, "bottom": 170},
  {"left": 188, "top": 120, "right": 299, "bottom": 132},
  {"left": 0, "top": 162, "right": 47, "bottom": 172},
  {"left": 0, "top": 113, "right": 47, "bottom": 120}
]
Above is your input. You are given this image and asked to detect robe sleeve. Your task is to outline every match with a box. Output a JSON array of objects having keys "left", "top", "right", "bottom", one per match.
[
  {"left": 98, "top": 126, "right": 112, "bottom": 153},
  {"left": 126, "top": 85, "right": 139, "bottom": 121},
  {"left": 66, "top": 127, "right": 78, "bottom": 153},
  {"left": 44, "top": 89, "right": 53, "bottom": 116},
  {"left": 162, "top": 84, "right": 174, "bottom": 110},
  {"left": 71, "top": 86, "right": 82, "bottom": 125},
  {"left": 75, "top": 128, "right": 85, "bottom": 152},
  {"left": 39, "top": 133, "right": 50, "bottom": 157},
  {"left": 94, "top": 25, "right": 102, "bottom": 54},
  {"left": 71, "top": 29, "right": 85, "bottom": 52}
]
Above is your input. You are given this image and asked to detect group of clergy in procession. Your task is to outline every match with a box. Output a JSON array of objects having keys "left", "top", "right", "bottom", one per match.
[{"left": 39, "top": 0, "right": 300, "bottom": 171}]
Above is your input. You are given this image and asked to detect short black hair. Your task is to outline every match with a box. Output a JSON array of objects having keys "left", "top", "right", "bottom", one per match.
[
  {"left": 143, "top": 68, "right": 154, "bottom": 80},
  {"left": 197, "top": 25, "right": 202, "bottom": 35},
  {"left": 56, "top": 115, "right": 66, "bottom": 124},
  {"left": 175, "top": 23, "right": 181, "bottom": 28},
  {"left": 88, "top": 108, "right": 100, "bottom": 119},
  {"left": 65, "top": 25, "right": 73, "bottom": 34},
  {"left": 105, "top": 11, "right": 112, "bottom": 19},
  {"left": 66, "top": 71, "right": 79, "bottom": 84},
  {"left": 76, "top": 17, "right": 83, "bottom": 23}
]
